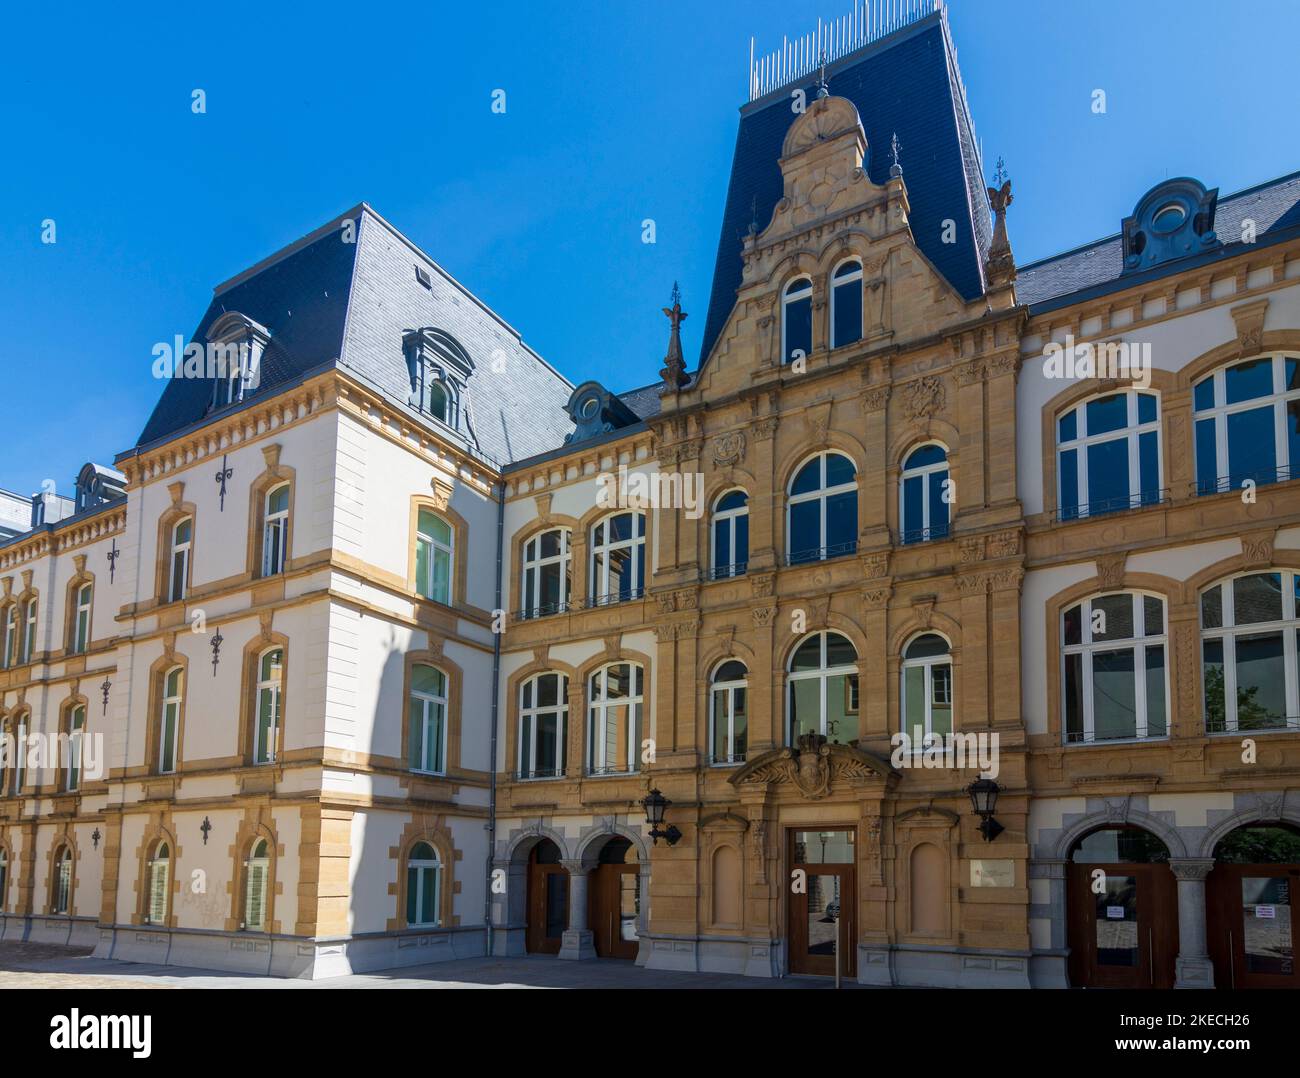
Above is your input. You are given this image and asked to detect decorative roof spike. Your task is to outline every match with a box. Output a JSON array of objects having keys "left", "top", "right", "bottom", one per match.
[
  {"left": 889, "top": 132, "right": 903, "bottom": 179},
  {"left": 985, "top": 159, "right": 1016, "bottom": 291},
  {"left": 815, "top": 50, "right": 830, "bottom": 99},
  {"left": 659, "top": 282, "right": 690, "bottom": 391}
]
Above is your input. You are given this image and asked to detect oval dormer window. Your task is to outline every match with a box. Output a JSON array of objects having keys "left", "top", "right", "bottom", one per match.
[
  {"left": 580, "top": 397, "right": 600, "bottom": 419},
  {"left": 1151, "top": 203, "right": 1187, "bottom": 234}
]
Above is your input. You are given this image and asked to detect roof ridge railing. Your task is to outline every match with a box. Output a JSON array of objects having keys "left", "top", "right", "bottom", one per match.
[{"left": 747, "top": 0, "right": 940, "bottom": 103}]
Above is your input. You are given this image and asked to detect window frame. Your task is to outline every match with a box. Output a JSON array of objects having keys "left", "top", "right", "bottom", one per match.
[
  {"left": 588, "top": 512, "right": 647, "bottom": 605},
  {"left": 20, "top": 598, "right": 36, "bottom": 664},
  {"left": 52, "top": 845, "right": 73, "bottom": 915},
  {"left": 242, "top": 838, "right": 271, "bottom": 932},
  {"left": 710, "top": 490, "right": 749, "bottom": 579},
  {"left": 517, "top": 672, "right": 568, "bottom": 780},
  {"left": 709, "top": 660, "right": 749, "bottom": 766},
  {"left": 520, "top": 527, "right": 572, "bottom": 618},
  {"left": 158, "top": 665, "right": 183, "bottom": 774},
  {"left": 405, "top": 841, "right": 443, "bottom": 928},
  {"left": 261, "top": 483, "right": 290, "bottom": 577},
  {"left": 253, "top": 647, "right": 283, "bottom": 765},
  {"left": 1057, "top": 388, "right": 1163, "bottom": 518},
  {"left": 415, "top": 509, "right": 454, "bottom": 606},
  {"left": 1062, "top": 590, "right": 1170, "bottom": 745},
  {"left": 829, "top": 258, "right": 863, "bottom": 350},
  {"left": 2, "top": 604, "right": 15, "bottom": 669},
  {"left": 1193, "top": 354, "right": 1300, "bottom": 495},
  {"left": 786, "top": 631, "right": 860, "bottom": 745},
  {"left": 900, "top": 633, "right": 954, "bottom": 749},
  {"left": 145, "top": 840, "right": 171, "bottom": 926},
  {"left": 1200, "top": 570, "right": 1300, "bottom": 734},
  {"left": 65, "top": 703, "right": 86, "bottom": 791},
  {"left": 781, "top": 276, "right": 813, "bottom": 364},
  {"left": 786, "top": 452, "right": 858, "bottom": 565},
  {"left": 586, "top": 661, "right": 644, "bottom": 776},
  {"left": 408, "top": 664, "right": 449, "bottom": 775},
  {"left": 899, "top": 442, "right": 952, "bottom": 544},
  {"left": 168, "top": 517, "right": 192, "bottom": 604},
  {"left": 73, "top": 583, "right": 93, "bottom": 654}
]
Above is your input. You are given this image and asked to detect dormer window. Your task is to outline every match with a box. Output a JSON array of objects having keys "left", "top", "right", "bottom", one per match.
[
  {"left": 425, "top": 380, "right": 455, "bottom": 426},
  {"left": 403, "top": 328, "right": 474, "bottom": 432},
  {"left": 1121, "top": 178, "right": 1219, "bottom": 273},
  {"left": 204, "top": 312, "right": 270, "bottom": 412},
  {"left": 1151, "top": 203, "right": 1186, "bottom": 233}
]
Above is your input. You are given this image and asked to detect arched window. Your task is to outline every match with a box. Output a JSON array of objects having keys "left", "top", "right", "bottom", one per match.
[
  {"left": 65, "top": 704, "right": 86, "bottom": 791},
  {"left": 145, "top": 841, "right": 171, "bottom": 925},
  {"left": 426, "top": 381, "right": 455, "bottom": 425},
  {"left": 408, "top": 664, "right": 448, "bottom": 774},
  {"left": 587, "top": 662, "right": 643, "bottom": 776},
  {"left": 254, "top": 648, "right": 283, "bottom": 765},
  {"left": 901, "top": 634, "right": 952, "bottom": 747},
  {"left": 1201, "top": 571, "right": 1300, "bottom": 733},
  {"left": 519, "top": 672, "right": 568, "bottom": 779},
  {"left": 72, "top": 583, "right": 93, "bottom": 654},
  {"left": 788, "top": 452, "right": 857, "bottom": 565},
  {"left": 830, "top": 259, "right": 863, "bottom": 349},
  {"left": 242, "top": 838, "right": 270, "bottom": 931},
  {"left": 20, "top": 598, "right": 36, "bottom": 664},
  {"left": 1194, "top": 354, "right": 1300, "bottom": 494},
  {"left": 1063, "top": 592, "right": 1168, "bottom": 743},
  {"left": 589, "top": 512, "right": 646, "bottom": 605},
  {"left": 0, "top": 848, "right": 7, "bottom": 912},
  {"left": 405, "top": 841, "right": 442, "bottom": 928},
  {"left": 782, "top": 277, "right": 813, "bottom": 364},
  {"left": 1, "top": 605, "right": 15, "bottom": 669},
  {"left": 52, "top": 845, "right": 73, "bottom": 915},
  {"left": 0, "top": 718, "right": 10, "bottom": 796},
  {"left": 415, "top": 509, "right": 453, "bottom": 605},
  {"left": 168, "top": 517, "right": 192, "bottom": 603},
  {"left": 261, "top": 484, "right": 290, "bottom": 577},
  {"left": 710, "top": 660, "right": 749, "bottom": 765},
  {"left": 711, "top": 491, "right": 749, "bottom": 579},
  {"left": 900, "top": 444, "right": 951, "bottom": 544},
  {"left": 2, "top": 714, "right": 25, "bottom": 795},
  {"left": 1057, "top": 389, "right": 1161, "bottom": 519},
  {"left": 788, "top": 631, "right": 859, "bottom": 744},
  {"left": 521, "top": 528, "right": 571, "bottom": 618},
  {"left": 158, "top": 666, "right": 183, "bottom": 774}
]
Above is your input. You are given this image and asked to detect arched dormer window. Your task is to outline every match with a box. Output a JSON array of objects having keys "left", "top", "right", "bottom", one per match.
[
  {"left": 830, "top": 259, "right": 863, "bottom": 349},
  {"left": 1193, "top": 355, "right": 1300, "bottom": 495},
  {"left": 900, "top": 444, "right": 951, "bottom": 544},
  {"left": 782, "top": 277, "right": 813, "bottom": 364},
  {"left": 711, "top": 490, "right": 749, "bottom": 579},
  {"left": 1063, "top": 592, "right": 1168, "bottom": 744},
  {"left": 788, "top": 452, "right": 857, "bottom": 565},
  {"left": 710, "top": 660, "right": 749, "bottom": 765},
  {"left": 403, "top": 327, "right": 474, "bottom": 432},
  {"left": 1121, "top": 177, "right": 1219, "bottom": 273},
  {"left": 204, "top": 312, "right": 270, "bottom": 411}
]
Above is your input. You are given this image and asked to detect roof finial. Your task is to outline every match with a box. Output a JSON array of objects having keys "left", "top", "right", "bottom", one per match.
[
  {"left": 993, "top": 155, "right": 1008, "bottom": 188},
  {"left": 889, "top": 132, "right": 903, "bottom": 179},
  {"left": 747, "top": 195, "right": 759, "bottom": 238},
  {"left": 659, "top": 282, "right": 690, "bottom": 391},
  {"left": 815, "top": 49, "right": 830, "bottom": 98},
  {"left": 985, "top": 158, "right": 1016, "bottom": 292}
]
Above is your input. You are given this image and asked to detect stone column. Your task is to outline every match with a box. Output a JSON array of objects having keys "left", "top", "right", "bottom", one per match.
[
  {"left": 558, "top": 860, "right": 596, "bottom": 960},
  {"left": 1170, "top": 858, "right": 1215, "bottom": 988}
]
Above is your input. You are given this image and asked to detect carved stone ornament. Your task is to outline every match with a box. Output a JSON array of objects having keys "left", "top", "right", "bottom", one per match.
[
  {"left": 729, "top": 734, "right": 893, "bottom": 801},
  {"left": 712, "top": 431, "right": 747, "bottom": 468},
  {"left": 1096, "top": 553, "right": 1126, "bottom": 590},
  {"left": 903, "top": 375, "right": 944, "bottom": 420}
]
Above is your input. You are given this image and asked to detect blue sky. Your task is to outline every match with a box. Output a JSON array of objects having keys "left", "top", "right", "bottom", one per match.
[{"left": 2, "top": 0, "right": 1297, "bottom": 499}]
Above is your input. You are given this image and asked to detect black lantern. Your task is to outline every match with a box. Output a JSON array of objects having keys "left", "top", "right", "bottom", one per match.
[
  {"left": 966, "top": 777, "right": 1004, "bottom": 842},
  {"left": 640, "top": 788, "right": 681, "bottom": 846}
]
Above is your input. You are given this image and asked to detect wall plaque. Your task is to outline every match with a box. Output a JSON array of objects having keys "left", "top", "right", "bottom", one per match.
[{"left": 969, "top": 859, "right": 1015, "bottom": 888}]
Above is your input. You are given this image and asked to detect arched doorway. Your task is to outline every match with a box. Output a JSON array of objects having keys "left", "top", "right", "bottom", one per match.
[
  {"left": 1067, "top": 826, "right": 1177, "bottom": 988},
  {"left": 525, "top": 839, "right": 568, "bottom": 955},
  {"left": 588, "top": 837, "right": 639, "bottom": 960},
  {"left": 1207, "top": 824, "right": 1300, "bottom": 989}
]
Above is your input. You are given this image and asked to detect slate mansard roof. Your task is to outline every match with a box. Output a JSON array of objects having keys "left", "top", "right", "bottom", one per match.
[
  {"left": 699, "top": 8, "right": 991, "bottom": 368},
  {"left": 133, "top": 206, "right": 577, "bottom": 467}
]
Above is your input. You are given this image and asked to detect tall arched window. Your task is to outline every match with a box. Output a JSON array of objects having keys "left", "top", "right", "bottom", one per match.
[
  {"left": 830, "top": 259, "right": 862, "bottom": 349},
  {"left": 901, "top": 634, "right": 953, "bottom": 747},
  {"left": 72, "top": 583, "right": 93, "bottom": 654},
  {"left": 1, "top": 605, "right": 15, "bottom": 669},
  {"left": 788, "top": 631, "right": 859, "bottom": 744},
  {"left": 254, "top": 648, "right": 283, "bottom": 765},
  {"left": 1058, "top": 389, "right": 1161, "bottom": 519},
  {"left": 1063, "top": 592, "right": 1168, "bottom": 743},
  {"left": 788, "top": 452, "right": 857, "bottom": 565},
  {"left": 145, "top": 840, "right": 171, "bottom": 925},
  {"left": 587, "top": 662, "right": 643, "bottom": 776},
  {"left": 711, "top": 491, "right": 749, "bottom": 579},
  {"left": 408, "top": 665, "right": 448, "bottom": 774},
  {"left": 20, "top": 598, "right": 36, "bottom": 664},
  {"left": 710, "top": 660, "right": 748, "bottom": 764},
  {"left": 405, "top": 841, "right": 442, "bottom": 927},
  {"left": 1194, "top": 354, "right": 1300, "bottom": 495},
  {"left": 521, "top": 528, "right": 571, "bottom": 618},
  {"left": 782, "top": 277, "right": 813, "bottom": 364},
  {"left": 242, "top": 838, "right": 270, "bottom": 931},
  {"left": 1201, "top": 571, "right": 1299, "bottom": 732},
  {"left": 66, "top": 704, "right": 86, "bottom": 791},
  {"left": 261, "top": 484, "right": 290, "bottom": 576},
  {"left": 0, "top": 848, "right": 7, "bottom": 912},
  {"left": 519, "top": 672, "right": 568, "bottom": 779},
  {"left": 2, "top": 713, "right": 26, "bottom": 795},
  {"left": 0, "top": 718, "right": 11, "bottom": 795},
  {"left": 900, "top": 444, "right": 951, "bottom": 544},
  {"left": 158, "top": 666, "right": 183, "bottom": 774},
  {"left": 52, "top": 845, "right": 73, "bottom": 915},
  {"left": 168, "top": 517, "right": 192, "bottom": 603},
  {"left": 589, "top": 512, "right": 646, "bottom": 605},
  {"left": 415, "top": 509, "right": 454, "bottom": 605}
]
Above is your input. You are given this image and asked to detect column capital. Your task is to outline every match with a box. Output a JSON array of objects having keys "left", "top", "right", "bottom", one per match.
[{"left": 1169, "top": 858, "right": 1216, "bottom": 881}]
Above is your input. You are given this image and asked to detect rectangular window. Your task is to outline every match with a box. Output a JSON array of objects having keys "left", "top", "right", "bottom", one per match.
[{"left": 1227, "top": 405, "right": 1277, "bottom": 486}]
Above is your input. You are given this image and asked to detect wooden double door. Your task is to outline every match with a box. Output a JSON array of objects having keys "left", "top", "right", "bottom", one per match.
[{"left": 1067, "top": 860, "right": 1177, "bottom": 988}]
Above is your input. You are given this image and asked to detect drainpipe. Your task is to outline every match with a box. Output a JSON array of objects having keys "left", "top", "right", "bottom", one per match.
[{"left": 484, "top": 479, "right": 505, "bottom": 958}]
